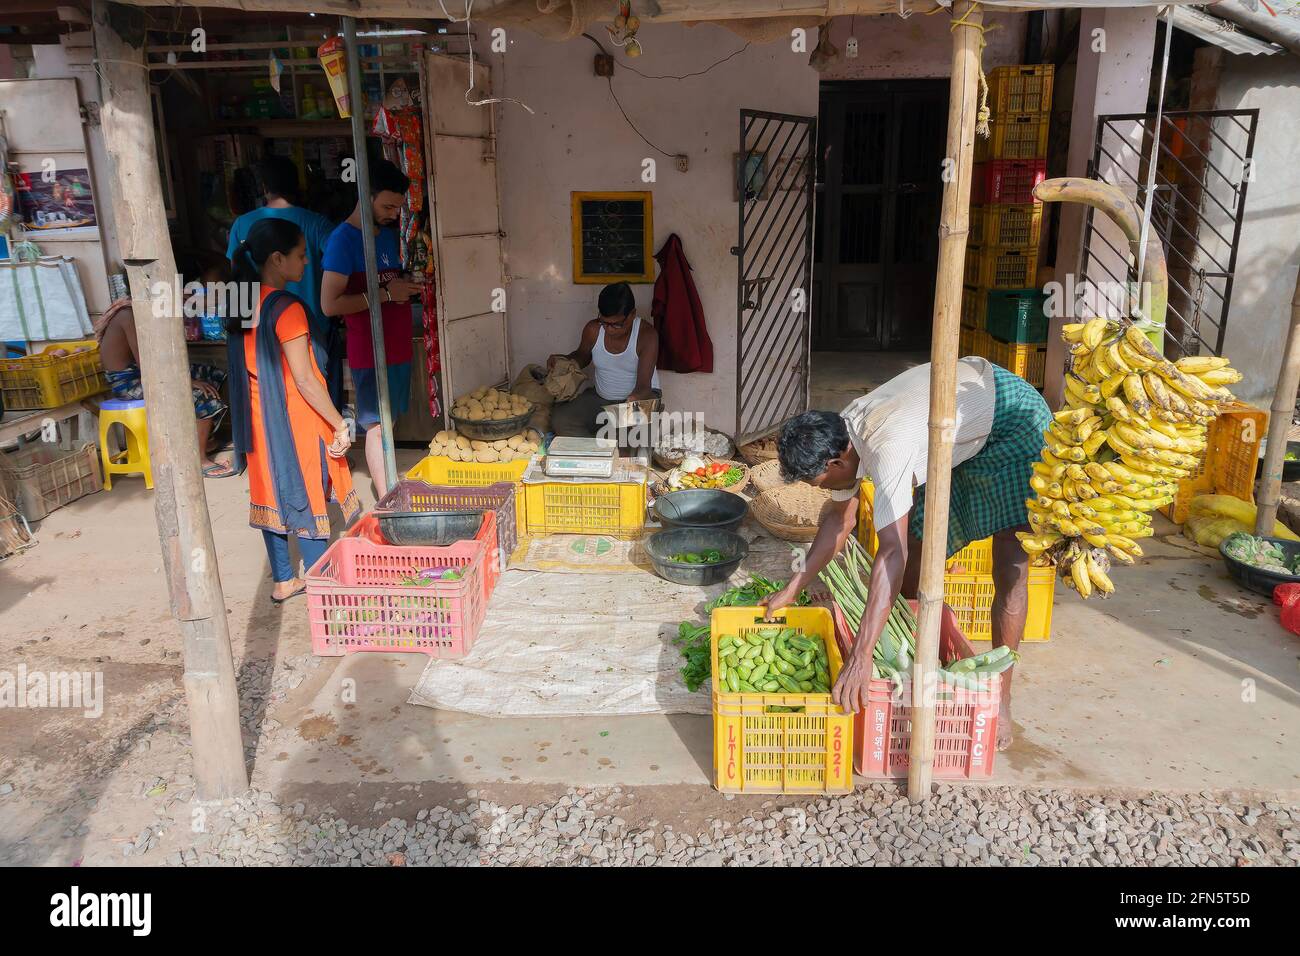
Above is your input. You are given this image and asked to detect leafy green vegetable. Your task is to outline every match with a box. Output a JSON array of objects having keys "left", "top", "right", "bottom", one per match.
[
  {"left": 673, "top": 621, "right": 713, "bottom": 691},
  {"left": 703, "top": 574, "right": 809, "bottom": 612}
]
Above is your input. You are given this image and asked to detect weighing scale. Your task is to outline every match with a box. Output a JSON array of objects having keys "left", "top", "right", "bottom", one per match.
[{"left": 543, "top": 437, "right": 617, "bottom": 479}]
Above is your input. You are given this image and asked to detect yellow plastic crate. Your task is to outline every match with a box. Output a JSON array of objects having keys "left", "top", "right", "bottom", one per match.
[
  {"left": 522, "top": 477, "right": 646, "bottom": 539},
  {"left": 0, "top": 340, "right": 107, "bottom": 410},
  {"left": 855, "top": 479, "right": 1054, "bottom": 641},
  {"left": 711, "top": 606, "right": 852, "bottom": 795},
  {"left": 969, "top": 203, "right": 1043, "bottom": 248},
  {"left": 961, "top": 286, "right": 986, "bottom": 331},
  {"left": 986, "top": 64, "right": 1055, "bottom": 116},
  {"left": 959, "top": 325, "right": 980, "bottom": 359},
  {"left": 964, "top": 245, "right": 1039, "bottom": 288},
  {"left": 983, "top": 336, "right": 1048, "bottom": 388},
  {"left": 1162, "top": 403, "right": 1267, "bottom": 525},
  {"left": 406, "top": 454, "right": 530, "bottom": 527},
  {"left": 974, "top": 111, "right": 1050, "bottom": 161}
]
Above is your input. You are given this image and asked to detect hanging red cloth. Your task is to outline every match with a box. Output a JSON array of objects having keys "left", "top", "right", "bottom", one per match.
[{"left": 651, "top": 233, "right": 713, "bottom": 374}]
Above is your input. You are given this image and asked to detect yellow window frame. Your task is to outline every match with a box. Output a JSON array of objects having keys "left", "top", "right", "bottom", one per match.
[{"left": 571, "top": 190, "right": 655, "bottom": 284}]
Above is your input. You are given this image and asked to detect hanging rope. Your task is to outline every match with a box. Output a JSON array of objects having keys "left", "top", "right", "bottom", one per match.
[{"left": 948, "top": 2, "right": 998, "bottom": 138}]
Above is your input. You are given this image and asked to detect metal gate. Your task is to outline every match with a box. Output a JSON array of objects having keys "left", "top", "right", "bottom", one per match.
[
  {"left": 1080, "top": 109, "right": 1258, "bottom": 359},
  {"left": 734, "top": 109, "right": 817, "bottom": 442}
]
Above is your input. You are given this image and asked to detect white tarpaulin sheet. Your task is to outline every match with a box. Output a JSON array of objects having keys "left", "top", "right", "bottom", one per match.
[
  {"left": 408, "top": 531, "right": 801, "bottom": 717},
  {"left": 0, "top": 256, "right": 94, "bottom": 342}
]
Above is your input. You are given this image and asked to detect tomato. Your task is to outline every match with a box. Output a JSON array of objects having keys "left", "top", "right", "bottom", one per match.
[
  {"left": 708, "top": 462, "right": 728, "bottom": 475},
  {"left": 695, "top": 467, "right": 708, "bottom": 477}
]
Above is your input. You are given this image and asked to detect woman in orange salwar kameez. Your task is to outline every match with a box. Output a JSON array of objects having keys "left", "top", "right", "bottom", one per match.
[{"left": 228, "top": 218, "right": 359, "bottom": 603}]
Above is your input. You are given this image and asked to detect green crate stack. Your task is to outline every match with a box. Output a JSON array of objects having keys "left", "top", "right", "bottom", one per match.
[{"left": 965, "top": 64, "right": 1052, "bottom": 385}]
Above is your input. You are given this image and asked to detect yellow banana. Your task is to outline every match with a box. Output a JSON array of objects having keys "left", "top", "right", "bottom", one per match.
[
  {"left": 1105, "top": 396, "right": 1136, "bottom": 424},
  {"left": 1067, "top": 501, "right": 1099, "bottom": 521},
  {"left": 1061, "top": 322, "right": 1087, "bottom": 343},
  {"left": 1054, "top": 407, "right": 1091, "bottom": 426},
  {"left": 1076, "top": 415, "right": 1103, "bottom": 442},
  {"left": 1107, "top": 546, "right": 1135, "bottom": 565},
  {"left": 1117, "top": 338, "right": 1157, "bottom": 371},
  {"left": 1099, "top": 370, "right": 1129, "bottom": 400},
  {"left": 1030, "top": 475, "right": 1060, "bottom": 498},
  {"left": 1087, "top": 553, "right": 1115, "bottom": 595},
  {"left": 1016, "top": 531, "right": 1062, "bottom": 553},
  {"left": 1175, "top": 355, "right": 1229, "bottom": 375},
  {"left": 1057, "top": 518, "right": 1082, "bottom": 537},
  {"left": 1071, "top": 553, "right": 1093, "bottom": 597},
  {"left": 1083, "top": 317, "right": 1109, "bottom": 351},
  {"left": 1090, "top": 343, "right": 1115, "bottom": 379},
  {"left": 1082, "top": 430, "right": 1109, "bottom": 458},
  {"left": 1066, "top": 464, "right": 1089, "bottom": 483},
  {"left": 1050, "top": 443, "right": 1087, "bottom": 462},
  {"left": 1052, "top": 499, "right": 1072, "bottom": 520},
  {"left": 1106, "top": 533, "right": 1142, "bottom": 555},
  {"left": 1089, "top": 478, "right": 1122, "bottom": 496},
  {"left": 1124, "top": 324, "right": 1164, "bottom": 362},
  {"left": 1123, "top": 374, "right": 1152, "bottom": 416},
  {"left": 1105, "top": 342, "right": 1133, "bottom": 375},
  {"left": 1198, "top": 367, "right": 1242, "bottom": 387},
  {"left": 1142, "top": 372, "right": 1173, "bottom": 410}
]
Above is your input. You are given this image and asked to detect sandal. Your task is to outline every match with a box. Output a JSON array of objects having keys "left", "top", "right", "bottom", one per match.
[
  {"left": 203, "top": 461, "right": 238, "bottom": 479},
  {"left": 270, "top": 585, "right": 307, "bottom": 606}
]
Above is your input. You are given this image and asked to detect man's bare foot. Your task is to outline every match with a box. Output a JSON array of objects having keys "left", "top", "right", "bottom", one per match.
[{"left": 997, "top": 692, "right": 1014, "bottom": 750}]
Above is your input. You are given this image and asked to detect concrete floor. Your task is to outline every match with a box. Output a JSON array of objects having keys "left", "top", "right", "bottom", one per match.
[
  {"left": 810, "top": 350, "right": 928, "bottom": 410},
  {"left": 2, "top": 438, "right": 1297, "bottom": 801}
]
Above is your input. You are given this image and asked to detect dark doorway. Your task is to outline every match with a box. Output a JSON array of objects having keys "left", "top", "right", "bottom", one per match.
[{"left": 814, "top": 80, "right": 948, "bottom": 352}]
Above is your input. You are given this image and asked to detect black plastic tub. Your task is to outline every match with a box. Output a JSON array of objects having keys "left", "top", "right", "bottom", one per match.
[
  {"left": 1219, "top": 534, "right": 1300, "bottom": 597},
  {"left": 644, "top": 528, "right": 749, "bottom": 586},
  {"left": 652, "top": 489, "right": 748, "bottom": 533},
  {"left": 376, "top": 510, "right": 484, "bottom": 547},
  {"left": 1256, "top": 440, "right": 1300, "bottom": 484}
]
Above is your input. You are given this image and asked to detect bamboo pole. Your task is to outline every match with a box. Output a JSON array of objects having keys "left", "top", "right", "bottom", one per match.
[
  {"left": 342, "top": 16, "right": 399, "bottom": 491},
  {"left": 1255, "top": 261, "right": 1300, "bottom": 535},
  {"left": 908, "top": 0, "right": 984, "bottom": 803},
  {"left": 92, "top": 1, "right": 247, "bottom": 798}
]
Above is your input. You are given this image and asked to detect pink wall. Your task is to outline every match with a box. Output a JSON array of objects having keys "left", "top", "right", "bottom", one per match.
[{"left": 818, "top": 12, "right": 1028, "bottom": 81}]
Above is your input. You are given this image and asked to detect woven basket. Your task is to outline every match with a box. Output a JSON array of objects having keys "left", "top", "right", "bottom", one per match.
[
  {"left": 749, "top": 482, "right": 834, "bottom": 542},
  {"left": 738, "top": 435, "right": 779, "bottom": 466},
  {"left": 749, "top": 458, "right": 788, "bottom": 494}
]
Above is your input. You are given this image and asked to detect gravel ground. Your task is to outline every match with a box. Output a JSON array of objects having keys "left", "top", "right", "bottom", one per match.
[{"left": 180, "top": 785, "right": 1300, "bottom": 867}]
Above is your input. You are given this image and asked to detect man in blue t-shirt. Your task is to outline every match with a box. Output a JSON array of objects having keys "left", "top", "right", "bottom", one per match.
[
  {"left": 321, "top": 159, "right": 421, "bottom": 498},
  {"left": 227, "top": 154, "right": 343, "bottom": 406}
]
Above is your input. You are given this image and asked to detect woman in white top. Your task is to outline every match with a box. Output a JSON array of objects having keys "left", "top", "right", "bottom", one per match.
[{"left": 547, "top": 282, "right": 662, "bottom": 438}]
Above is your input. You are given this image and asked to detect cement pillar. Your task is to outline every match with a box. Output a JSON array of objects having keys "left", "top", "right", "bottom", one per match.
[{"left": 1044, "top": 8, "right": 1158, "bottom": 406}]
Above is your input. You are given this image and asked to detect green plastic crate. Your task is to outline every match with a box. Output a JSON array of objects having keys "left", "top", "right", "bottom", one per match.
[{"left": 983, "top": 288, "right": 1048, "bottom": 343}]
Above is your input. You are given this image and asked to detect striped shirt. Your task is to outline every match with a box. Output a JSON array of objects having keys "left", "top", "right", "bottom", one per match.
[{"left": 831, "top": 357, "right": 998, "bottom": 530}]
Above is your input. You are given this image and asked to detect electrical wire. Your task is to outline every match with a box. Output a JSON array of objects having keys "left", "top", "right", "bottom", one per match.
[
  {"left": 604, "top": 76, "right": 675, "bottom": 159},
  {"left": 617, "top": 41, "right": 750, "bottom": 80}
]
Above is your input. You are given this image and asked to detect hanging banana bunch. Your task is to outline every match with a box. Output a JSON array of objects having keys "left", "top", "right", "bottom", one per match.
[{"left": 1016, "top": 178, "right": 1244, "bottom": 599}]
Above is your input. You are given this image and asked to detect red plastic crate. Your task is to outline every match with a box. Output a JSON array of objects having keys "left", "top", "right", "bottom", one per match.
[
  {"left": 306, "top": 534, "right": 489, "bottom": 658},
  {"left": 831, "top": 601, "right": 1000, "bottom": 780},
  {"left": 971, "top": 159, "right": 1047, "bottom": 204}
]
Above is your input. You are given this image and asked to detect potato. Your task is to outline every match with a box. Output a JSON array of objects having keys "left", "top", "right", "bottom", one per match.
[
  {"left": 506, "top": 435, "right": 524, "bottom": 450},
  {"left": 466, "top": 408, "right": 488, "bottom": 422},
  {"left": 435, "top": 429, "right": 453, "bottom": 444},
  {"left": 470, "top": 439, "right": 488, "bottom": 450},
  {"left": 455, "top": 434, "right": 471, "bottom": 450},
  {"left": 444, "top": 445, "right": 461, "bottom": 462},
  {"left": 491, "top": 439, "right": 509, "bottom": 450},
  {"left": 429, "top": 441, "right": 445, "bottom": 456},
  {"left": 475, "top": 447, "right": 499, "bottom": 463},
  {"left": 524, "top": 428, "right": 542, "bottom": 444}
]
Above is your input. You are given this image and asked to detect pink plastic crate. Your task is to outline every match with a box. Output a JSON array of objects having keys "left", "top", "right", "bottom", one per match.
[
  {"left": 344, "top": 507, "right": 501, "bottom": 601},
  {"left": 831, "top": 601, "right": 1001, "bottom": 780},
  {"left": 306, "top": 535, "right": 489, "bottom": 658}
]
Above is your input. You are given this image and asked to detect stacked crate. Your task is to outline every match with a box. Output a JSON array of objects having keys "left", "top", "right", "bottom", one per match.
[{"left": 964, "top": 65, "right": 1053, "bottom": 389}]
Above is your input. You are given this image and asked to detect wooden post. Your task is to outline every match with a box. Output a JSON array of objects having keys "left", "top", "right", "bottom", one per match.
[
  {"left": 1255, "top": 261, "right": 1300, "bottom": 535},
  {"left": 342, "top": 16, "right": 398, "bottom": 490},
  {"left": 93, "top": 1, "right": 247, "bottom": 798},
  {"left": 908, "top": 0, "right": 983, "bottom": 802}
]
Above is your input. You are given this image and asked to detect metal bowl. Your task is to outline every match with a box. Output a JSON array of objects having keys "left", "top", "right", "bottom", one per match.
[
  {"left": 644, "top": 527, "right": 748, "bottom": 587},
  {"left": 450, "top": 405, "right": 534, "bottom": 441},
  {"left": 376, "top": 509, "right": 484, "bottom": 547},
  {"left": 652, "top": 489, "right": 748, "bottom": 533}
]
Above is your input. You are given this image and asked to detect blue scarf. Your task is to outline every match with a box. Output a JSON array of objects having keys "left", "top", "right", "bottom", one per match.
[{"left": 228, "top": 289, "right": 328, "bottom": 538}]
